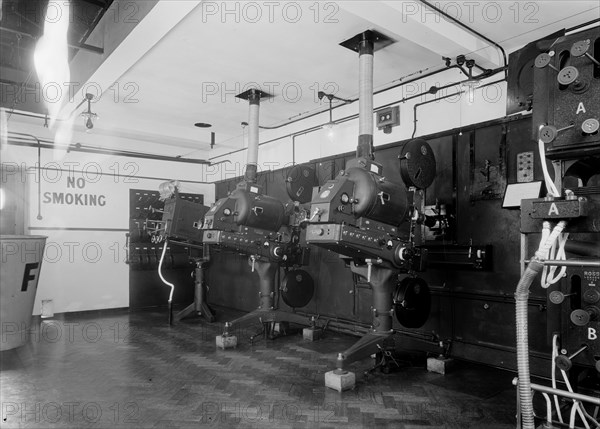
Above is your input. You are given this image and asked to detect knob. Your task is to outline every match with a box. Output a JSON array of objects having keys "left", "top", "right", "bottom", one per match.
[
  {"left": 549, "top": 291, "right": 576, "bottom": 304},
  {"left": 570, "top": 306, "right": 599, "bottom": 326},
  {"left": 557, "top": 66, "right": 580, "bottom": 86},
  {"left": 570, "top": 39, "right": 600, "bottom": 67},
  {"left": 583, "top": 289, "right": 600, "bottom": 304},
  {"left": 555, "top": 345, "right": 588, "bottom": 371},
  {"left": 317, "top": 228, "right": 325, "bottom": 236},
  {"left": 570, "top": 309, "right": 590, "bottom": 326},
  {"left": 555, "top": 354, "right": 573, "bottom": 371},
  {"left": 272, "top": 247, "right": 283, "bottom": 257},
  {"left": 539, "top": 123, "right": 575, "bottom": 143},
  {"left": 535, "top": 53, "right": 560, "bottom": 72},
  {"left": 557, "top": 66, "right": 588, "bottom": 92},
  {"left": 582, "top": 118, "right": 600, "bottom": 135}
]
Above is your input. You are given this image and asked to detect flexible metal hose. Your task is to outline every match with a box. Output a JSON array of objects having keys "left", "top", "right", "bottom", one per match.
[
  {"left": 516, "top": 221, "right": 567, "bottom": 428},
  {"left": 515, "top": 258, "right": 544, "bottom": 429}
]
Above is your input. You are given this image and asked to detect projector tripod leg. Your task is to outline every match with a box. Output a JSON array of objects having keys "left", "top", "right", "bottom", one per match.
[
  {"left": 217, "top": 259, "right": 310, "bottom": 348},
  {"left": 325, "top": 264, "right": 396, "bottom": 391},
  {"left": 173, "top": 259, "right": 215, "bottom": 323}
]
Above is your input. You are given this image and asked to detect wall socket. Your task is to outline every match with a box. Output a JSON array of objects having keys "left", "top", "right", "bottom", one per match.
[{"left": 517, "top": 151, "right": 534, "bottom": 182}]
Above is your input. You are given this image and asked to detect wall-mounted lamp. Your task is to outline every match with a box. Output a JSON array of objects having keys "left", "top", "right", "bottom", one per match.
[
  {"left": 318, "top": 91, "right": 336, "bottom": 139},
  {"left": 80, "top": 93, "right": 98, "bottom": 131}
]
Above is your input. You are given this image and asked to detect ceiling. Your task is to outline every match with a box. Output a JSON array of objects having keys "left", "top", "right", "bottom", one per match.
[{"left": 2, "top": 1, "right": 600, "bottom": 161}]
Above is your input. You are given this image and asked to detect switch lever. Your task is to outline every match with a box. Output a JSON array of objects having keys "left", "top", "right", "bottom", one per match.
[
  {"left": 539, "top": 123, "right": 575, "bottom": 144},
  {"left": 571, "top": 39, "right": 600, "bottom": 67},
  {"left": 534, "top": 53, "right": 560, "bottom": 72},
  {"left": 555, "top": 345, "right": 588, "bottom": 371}
]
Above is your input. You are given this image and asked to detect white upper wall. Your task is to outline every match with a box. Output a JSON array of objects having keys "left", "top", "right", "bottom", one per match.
[{"left": 208, "top": 67, "right": 510, "bottom": 171}]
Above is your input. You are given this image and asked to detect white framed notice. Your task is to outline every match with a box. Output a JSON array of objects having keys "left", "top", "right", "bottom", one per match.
[{"left": 502, "top": 181, "right": 543, "bottom": 208}]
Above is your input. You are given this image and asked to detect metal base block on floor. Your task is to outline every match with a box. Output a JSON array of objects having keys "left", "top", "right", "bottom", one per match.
[{"left": 325, "top": 369, "right": 356, "bottom": 392}]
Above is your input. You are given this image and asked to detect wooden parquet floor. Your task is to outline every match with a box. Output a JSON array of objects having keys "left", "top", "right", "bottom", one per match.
[{"left": 1, "top": 307, "right": 516, "bottom": 428}]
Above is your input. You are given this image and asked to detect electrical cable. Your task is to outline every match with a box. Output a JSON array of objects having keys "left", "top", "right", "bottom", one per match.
[
  {"left": 541, "top": 232, "right": 569, "bottom": 288},
  {"left": 541, "top": 392, "right": 553, "bottom": 426},
  {"left": 581, "top": 406, "right": 600, "bottom": 428},
  {"left": 561, "top": 368, "right": 591, "bottom": 429},
  {"left": 571, "top": 404, "right": 580, "bottom": 429},
  {"left": 158, "top": 238, "right": 175, "bottom": 303},
  {"left": 536, "top": 127, "right": 568, "bottom": 289},
  {"left": 552, "top": 334, "right": 565, "bottom": 424},
  {"left": 419, "top": 0, "right": 508, "bottom": 79},
  {"left": 538, "top": 129, "right": 560, "bottom": 197}
]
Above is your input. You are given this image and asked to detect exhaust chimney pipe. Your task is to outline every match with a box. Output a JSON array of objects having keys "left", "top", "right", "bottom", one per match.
[
  {"left": 236, "top": 88, "right": 271, "bottom": 184},
  {"left": 246, "top": 89, "right": 260, "bottom": 183},
  {"left": 357, "top": 33, "right": 374, "bottom": 160},
  {"left": 340, "top": 30, "right": 394, "bottom": 161}
]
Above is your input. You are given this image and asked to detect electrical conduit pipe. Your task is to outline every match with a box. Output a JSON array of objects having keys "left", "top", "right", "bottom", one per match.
[{"left": 516, "top": 220, "right": 567, "bottom": 428}]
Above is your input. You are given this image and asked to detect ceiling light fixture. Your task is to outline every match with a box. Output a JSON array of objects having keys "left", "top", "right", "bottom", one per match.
[
  {"left": 194, "top": 122, "right": 212, "bottom": 128},
  {"left": 80, "top": 93, "right": 98, "bottom": 131},
  {"left": 318, "top": 91, "right": 336, "bottom": 139},
  {"left": 461, "top": 58, "right": 480, "bottom": 105}
]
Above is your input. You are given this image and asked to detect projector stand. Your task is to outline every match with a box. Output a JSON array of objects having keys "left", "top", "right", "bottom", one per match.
[
  {"left": 325, "top": 263, "right": 397, "bottom": 391},
  {"left": 216, "top": 258, "right": 309, "bottom": 348},
  {"left": 172, "top": 256, "right": 215, "bottom": 324}
]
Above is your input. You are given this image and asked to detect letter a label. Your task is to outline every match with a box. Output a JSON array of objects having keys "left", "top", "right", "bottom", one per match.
[
  {"left": 589, "top": 327, "right": 597, "bottom": 341},
  {"left": 548, "top": 203, "right": 559, "bottom": 216},
  {"left": 576, "top": 102, "right": 586, "bottom": 114}
]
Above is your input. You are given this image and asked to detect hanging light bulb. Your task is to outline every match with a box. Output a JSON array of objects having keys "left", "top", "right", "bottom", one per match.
[
  {"left": 463, "top": 81, "right": 480, "bottom": 105},
  {"left": 325, "top": 122, "right": 336, "bottom": 140},
  {"left": 319, "top": 92, "right": 336, "bottom": 140},
  {"left": 461, "top": 59, "right": 480, "bottom": 106},
  {"left": 80, "top": 93, "right": 98, "bottom": 132}
]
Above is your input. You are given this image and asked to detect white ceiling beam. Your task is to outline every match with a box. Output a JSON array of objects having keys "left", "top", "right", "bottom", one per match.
[
  {"left": 60, "top": 0, "right": 202, "bottom": 118},
  {"left": 338, "top": 1, "right": 503, "bottom": 69}
]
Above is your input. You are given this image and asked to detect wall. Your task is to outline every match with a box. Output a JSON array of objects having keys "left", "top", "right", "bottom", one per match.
[{"left": 2, "top": 117, "right": 215, "bottom": 315}]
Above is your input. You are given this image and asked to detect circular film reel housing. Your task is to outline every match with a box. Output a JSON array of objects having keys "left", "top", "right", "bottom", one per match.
[
  {"left": 393, "top": 276, "right": 431, "bottom": 329},
  {"left": 286, "top": 165, "right": 316, "bottom": 204},
  {"left": 281, "top": 269, "right": 315, "bottom": 308},
  {"left": 399, "top": 139, "right": 436, "bottom": 189}
]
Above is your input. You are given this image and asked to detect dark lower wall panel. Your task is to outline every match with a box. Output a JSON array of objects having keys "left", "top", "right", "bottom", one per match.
[
  {"left": 205, "top": 115, "right": 571, "bottom": 376},
  {"left": 129, "top": 268, "right": 195, "bottom": 310},
  {"left": 206, "top": 250, "right": 258, "bottom": 312}
]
